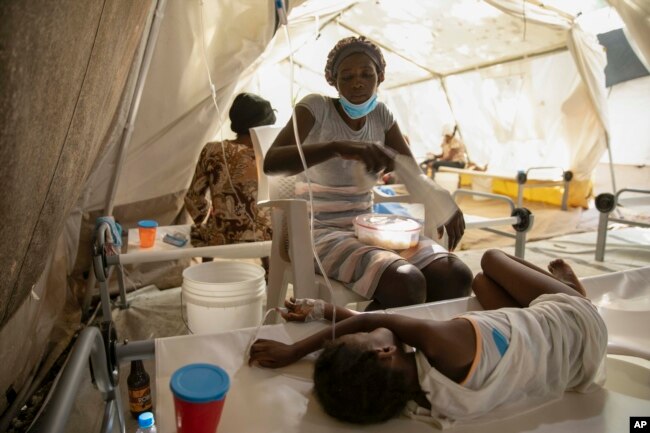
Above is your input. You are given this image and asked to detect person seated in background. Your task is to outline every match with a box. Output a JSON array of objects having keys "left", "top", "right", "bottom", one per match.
[
  {"left": 184, "top": 92, "right": 276, "bottom": 268},
  {"left": 264, "top": 36, "right": 471, "bottom": 310},
  {"left": 421, "top": 125, "right": 468, "bottom": 176},
  {"left": 249, "top": 249, "right": 605, "bottom": 427}
]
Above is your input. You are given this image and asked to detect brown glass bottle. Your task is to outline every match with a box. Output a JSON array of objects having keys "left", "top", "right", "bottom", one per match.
[{"left": 127, "top": 360, "right": 152, "bottom": 419}]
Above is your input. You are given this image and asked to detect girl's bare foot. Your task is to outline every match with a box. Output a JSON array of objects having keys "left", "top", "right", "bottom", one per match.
[{"left": 548, "top": 259, "right": 586, "bottom": 296}]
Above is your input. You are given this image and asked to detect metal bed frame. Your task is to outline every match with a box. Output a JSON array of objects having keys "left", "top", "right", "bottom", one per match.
[
  {"left": 595, "top": 188, "right": 650, "bottom": 262},
  {"left": 438, "top": 166, "right": 573, "bottom": 210},
  {"left": 374, "top": 186, "right": 534, "bottom": 258},
  {"left": 452, "top": 189, "right": 534, "bottom": 259},
  {"left": 33, "top": 327, "right": 154, "bottom": 433}
]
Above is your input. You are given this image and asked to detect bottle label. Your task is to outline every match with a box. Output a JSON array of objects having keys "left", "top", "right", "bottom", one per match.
[{"left": 129, "top": 385, "right": 152, "bottom": 412}]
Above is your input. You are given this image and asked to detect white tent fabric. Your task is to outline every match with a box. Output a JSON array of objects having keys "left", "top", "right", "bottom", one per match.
[
  {"left": 241, "top": 0, "right": 610, "bottom": 182},
  {"left": 606, "top": 75, "right": 650, "bottom": 165},
  {"left": 83, "top": 0, "right": 281, "bottom": 212},
  {"left": 608, "top": 0, "right": 650, "bottom": 71},
  {"left": 476, "top": 1, "right": 609, "bottom": 179},
  {"left": 440, "top": 53, "right": 599, "bottom": 173}
]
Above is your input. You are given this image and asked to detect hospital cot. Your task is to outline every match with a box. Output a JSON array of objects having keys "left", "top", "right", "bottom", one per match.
[
  {"left": 37, "top": 265, "right": 650, "bottom": 433},
  {"left": 437, "top": 166, "right": 573, "bottom": 210}
]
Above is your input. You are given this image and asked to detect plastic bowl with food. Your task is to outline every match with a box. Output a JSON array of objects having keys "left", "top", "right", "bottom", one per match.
[{"left": 354, "top": 213, "right": 421, "bottom": 250}]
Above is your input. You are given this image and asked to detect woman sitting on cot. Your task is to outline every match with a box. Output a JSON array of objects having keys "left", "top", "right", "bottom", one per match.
[
  {"left": 264, "top": 35, "right": 472, "bottom": 309},
  {"left": 249, "top": 249, "right": 607, "bottom": 427}
]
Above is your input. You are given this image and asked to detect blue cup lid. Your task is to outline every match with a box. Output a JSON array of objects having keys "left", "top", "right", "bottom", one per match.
[
  {"left": 138, "top": 220, "right": 158, "bottom": 228},
  {"left": 138, "top": 412, "right": 154, "bottom": 428},
  {"left": 170, "top": 363, "right": 230, "bottom": 403}
]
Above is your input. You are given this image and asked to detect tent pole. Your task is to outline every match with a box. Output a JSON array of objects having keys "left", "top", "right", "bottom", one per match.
[
  {"left": 605, "top": 86, "right": 616, "bottom": 193},
  {"left": 440, "top": 77, "right": 460, "bottom": 125},
  {"left": 605, "top": 133, "right": 617, "bottom": 193},
  {"left": 275, "top": 3, "right": 357, "bottom": 65},
  {"left": 383, "top": 45, "right": 567, "bottom": 91},
  {"left": 337, "top": 21, "right": 443, "bottom": 78},
  {"left": 103, "top": 0, "right": 167, "bottom": 216},
  {"left": 439, "top": 77, "right": 463, "bottom": 138},
  {"left": 444, "top": 45, "right": 567, "bottom": 77}
]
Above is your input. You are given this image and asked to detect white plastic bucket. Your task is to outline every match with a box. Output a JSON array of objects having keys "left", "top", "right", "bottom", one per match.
[{"left": 182, "top": 261, "right": 266, "bottom": 334}]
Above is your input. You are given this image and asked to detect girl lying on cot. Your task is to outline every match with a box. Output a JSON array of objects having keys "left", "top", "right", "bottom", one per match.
[{"left": 249, "top": 249, "right": 607, "bottom": 428}]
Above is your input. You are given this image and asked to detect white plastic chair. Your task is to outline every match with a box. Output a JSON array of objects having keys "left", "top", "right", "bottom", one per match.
[{"left": 250, "top": 126, "right": 368, "bottom": 313}]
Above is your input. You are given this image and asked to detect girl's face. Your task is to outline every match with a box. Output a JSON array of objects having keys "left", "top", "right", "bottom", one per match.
[{"left": 335, "top": 52, "right": 380, "bottom": 104}]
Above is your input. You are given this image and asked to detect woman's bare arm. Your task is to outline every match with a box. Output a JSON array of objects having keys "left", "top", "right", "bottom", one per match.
[
  {"left": 263, "top": 106, "right": 336, "bottom": 175},
  {"left": 384, "top": 122, "right": 414, "bottom": 157},
  {"left": 264, "top": 105, "right": 393, "bottom": 176}
]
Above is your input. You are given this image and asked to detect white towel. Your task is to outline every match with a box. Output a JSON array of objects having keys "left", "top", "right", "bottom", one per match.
[
  {"left": 356, "top": 150, "right": 459, "bottom": 234},
  {"left": 392, "top": 154, "right": 458, "bottom": 235}
]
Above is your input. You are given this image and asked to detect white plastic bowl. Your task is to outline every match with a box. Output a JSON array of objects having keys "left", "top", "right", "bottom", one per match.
[{"left": 354, "top": 213, "right": 421, "bottom": 250}]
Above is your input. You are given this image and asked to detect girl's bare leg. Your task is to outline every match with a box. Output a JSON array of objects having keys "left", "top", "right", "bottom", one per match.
[
  {"left": 472, "top": 272, "right": 520, "bottom": 309},
  {"left": 494, "top": 252, "right": 586, "bottom": 295},
  {"left": 492, "top": 252, "right": 586, "bottom": 296},
  {"left": 477, "top": 249, "right": 584, "bottom": 308}
]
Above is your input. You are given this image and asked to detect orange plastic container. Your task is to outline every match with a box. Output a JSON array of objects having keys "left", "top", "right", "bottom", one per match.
[{"left": 137, "top": 220, "right": 158, "bottom": 248}]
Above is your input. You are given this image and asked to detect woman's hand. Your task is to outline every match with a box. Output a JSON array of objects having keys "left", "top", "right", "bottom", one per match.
[
  {"left": 437, "top": 208, "right": 465, "bottom": 251},
  {"left": 335, "top": 141, "right": 393, "bottom": 173},
  {"left": 248, "top": 339, "right": 300, "bottom": 368}
]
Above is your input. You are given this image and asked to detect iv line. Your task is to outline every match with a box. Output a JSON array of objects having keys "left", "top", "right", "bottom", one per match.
[
  {"left": 199, "top": 0, "right": 259, "bottom": 242},
  {"left": 283, "top": 21, "right": 338, "bottom": 340}
]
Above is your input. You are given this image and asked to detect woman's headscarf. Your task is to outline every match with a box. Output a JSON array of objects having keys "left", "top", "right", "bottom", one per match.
[
  {"left": 229, "top": 93, "right": 276, "bottom": 135},
  {"left": 324, "top": 36, "right": 386, "bottom": 87}
]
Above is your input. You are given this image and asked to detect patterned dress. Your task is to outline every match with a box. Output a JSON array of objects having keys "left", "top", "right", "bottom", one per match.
[{"left": 184, "top": 140, "right": 272, "bottom": 247}]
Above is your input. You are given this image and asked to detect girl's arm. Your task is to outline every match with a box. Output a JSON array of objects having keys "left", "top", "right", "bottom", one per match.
[
  {"left": 249, "top": 313, "right": 475, "bottom": 376},
  {"left": 278, "top": 298, "right": 359, "bottom": 323},
  {"left": 250, "top": 313, "right": 380, "bottom": 368}
]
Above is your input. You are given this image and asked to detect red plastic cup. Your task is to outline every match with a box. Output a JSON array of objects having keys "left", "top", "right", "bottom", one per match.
[
  {"left": 170, "top": 363, "right": 230, "bottom": 433},
  {"left": 137, "top": 220, "right": 158, "bottom": 248}
]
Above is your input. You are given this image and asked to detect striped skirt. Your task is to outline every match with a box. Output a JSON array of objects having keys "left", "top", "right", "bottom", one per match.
[{"left": 312, "top": 226, "right": 451, "bottom": 299}]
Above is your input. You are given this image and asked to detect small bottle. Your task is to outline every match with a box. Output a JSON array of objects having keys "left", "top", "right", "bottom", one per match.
[
  {"left": 135, "top": 411, "right": 157, "bottom": 433},
  {"left": 128, "top": 360, "right": 152, "bottom": 419}
]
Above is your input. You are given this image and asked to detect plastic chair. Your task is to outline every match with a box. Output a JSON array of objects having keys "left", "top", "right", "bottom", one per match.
[{"left": 250, "top": 125, "right": 368, "bottom": 313}]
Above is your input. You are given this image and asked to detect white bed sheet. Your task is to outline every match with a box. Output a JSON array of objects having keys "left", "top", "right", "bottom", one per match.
[{"left": 155, "top": 267, "right": 650, "bottom": 433}]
